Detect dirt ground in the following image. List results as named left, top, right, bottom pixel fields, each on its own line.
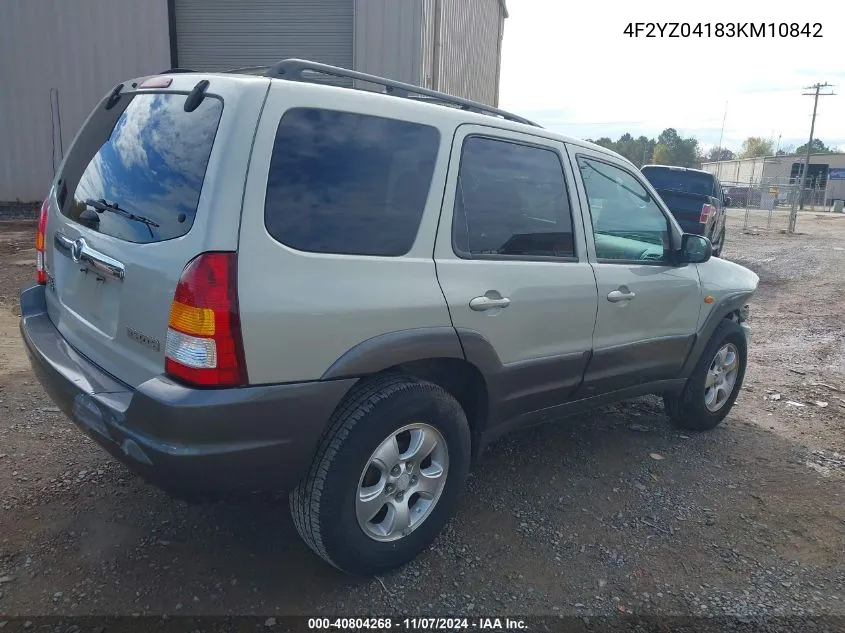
left=0, top=210, right=843, bottom=620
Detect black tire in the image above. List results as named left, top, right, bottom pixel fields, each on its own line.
left=289, top=374, right=471, bottom=576
left=712, top=229, right=726, bottom=258
left=664, top=319, right=747, bottom=431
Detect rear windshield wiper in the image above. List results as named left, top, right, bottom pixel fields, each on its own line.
left=85, top=198, right=160, bottom=235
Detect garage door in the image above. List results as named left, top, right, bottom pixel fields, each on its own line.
left=174, top=0, right=353, bottom=72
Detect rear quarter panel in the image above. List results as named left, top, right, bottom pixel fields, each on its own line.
left=236, top=82, right=456, bottom=385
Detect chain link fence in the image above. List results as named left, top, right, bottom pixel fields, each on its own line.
left=720, top=177, right=843, bottom=233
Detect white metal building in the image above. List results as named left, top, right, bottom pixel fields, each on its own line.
left=0, top=0, right=507, bottom=202
left=702, top=153, right=845, bottom=205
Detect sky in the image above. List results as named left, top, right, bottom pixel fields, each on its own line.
left=498, top=0, right=844, bottom=154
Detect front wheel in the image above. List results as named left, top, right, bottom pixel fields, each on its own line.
left=290, top=374, right=471, bottom=576
left=664, top=319, right=747, bottom=431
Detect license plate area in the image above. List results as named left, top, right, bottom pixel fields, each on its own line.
left=53, top=253, right=122, bottom=338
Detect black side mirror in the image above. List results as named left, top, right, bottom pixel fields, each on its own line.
left=680, top=233, right=712, bottom=264
left=724, top=196, right=731, bottom=208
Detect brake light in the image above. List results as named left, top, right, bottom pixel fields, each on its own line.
left=139, top=76, right=173, bottom=89
left=164, top=252, right=248, bottom=387
left=36, top=199, right=49, bottom=284
left=699, top=203, right=714, bottom=224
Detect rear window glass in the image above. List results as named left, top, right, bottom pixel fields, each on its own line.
left=62, top=92, right=223, bottom=244
left=264, top=108, right=440, bottom=257
left=641, top=167, right=716, bottom=197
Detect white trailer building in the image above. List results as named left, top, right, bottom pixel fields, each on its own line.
left=702, top=153, right=845, bottom=207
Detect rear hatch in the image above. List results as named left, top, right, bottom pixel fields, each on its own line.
left=42, top=74, right=269, bottom=388
left=641, top=166, right=717, bottom=234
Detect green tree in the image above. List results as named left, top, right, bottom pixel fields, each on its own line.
left=795, top=139, right=833, bottom=155
left=652, top=143, right=673, bottom=165
left=705, top=147, right=735, bottom=162
left=650, top=128, right=701, bottom=168
left=615, top=134, right=655, bottom=167
left=591, top=137, right=615, bottom=150
left=588, top=130, right=697, bottom=167
left=738, top=137, right=774, bottom=158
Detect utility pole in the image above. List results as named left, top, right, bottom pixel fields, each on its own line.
left=790, top=82, right=835, bottom=232
left=716, top=101, right=728, bottom=160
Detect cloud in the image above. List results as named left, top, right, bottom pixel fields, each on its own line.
left=112, top=95, right=153, bottom=169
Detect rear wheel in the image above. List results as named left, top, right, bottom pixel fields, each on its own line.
left=290, top=374, right=471, bottom=576
left=664, top=319, right=746, bottom=431
left=712, top=229, right=726, bottom=257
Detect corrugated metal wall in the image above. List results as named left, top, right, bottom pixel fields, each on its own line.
left=433, top=0, right=503, bottom=106
left=175, top=0, right=354, bottom=71
left=1, top=0, right=506, bottom=200
left=354, top=0, right=504, bottom=104
left=353, top=0, right=422, bottom=86
left=0, top=0, right=170, bottom=201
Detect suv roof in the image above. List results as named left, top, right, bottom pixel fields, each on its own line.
left=154, top=58, right=623, bottom=165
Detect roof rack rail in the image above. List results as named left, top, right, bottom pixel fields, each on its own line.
left=223, top=65, right=271, bottom=75
left=161, top=67, right=196, bottom=74
left=265, top=58, right=539, bottom=127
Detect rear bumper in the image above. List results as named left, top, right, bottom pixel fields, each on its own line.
left=19, top=285, right=356, bottom=493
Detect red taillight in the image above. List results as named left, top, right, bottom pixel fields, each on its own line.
left=699, top=203, right=714, bottom=224
left=36, top=198, right=49, bottom=284
left=164, top=252, right=248, bottom=388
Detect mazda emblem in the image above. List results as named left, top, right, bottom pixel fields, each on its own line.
left=70, top=238, right=84, bottom=263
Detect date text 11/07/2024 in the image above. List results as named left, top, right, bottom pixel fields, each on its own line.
left=623, top=22, right=823, bottom=38
left=307, top=618, right=528, bottom=631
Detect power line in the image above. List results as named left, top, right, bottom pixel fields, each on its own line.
left=788, top=82, right=836, bottom=233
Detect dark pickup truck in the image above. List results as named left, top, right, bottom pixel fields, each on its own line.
left=641, top=165, right=729, bottom=257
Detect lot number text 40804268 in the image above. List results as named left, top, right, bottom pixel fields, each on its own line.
left=623, top=22, right=823, bottom=38
left=307, top=617, right=528, bottom=630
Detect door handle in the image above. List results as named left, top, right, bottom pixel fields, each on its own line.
left=54, top=233, right=125, bottom=281
left=469, top=296, right=511, bottom=311
left=607, top=288, right=636, bottom=303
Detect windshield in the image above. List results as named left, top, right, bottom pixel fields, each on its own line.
left=641, top=166, right=715, bottom=197
left=61, top=92, right=223, bottom=244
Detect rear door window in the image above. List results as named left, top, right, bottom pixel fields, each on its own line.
left=62, top=92, right=223, bottom=244
left=452, top=136, right=576, bottom=259
left=264, top=108, right=440, bottom=257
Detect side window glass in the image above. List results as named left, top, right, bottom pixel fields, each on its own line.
left=264, top=108, right=440, bottom=257
left=452, top=136, right=575, bottom=259
left=577, top=156, right=670, bottom=262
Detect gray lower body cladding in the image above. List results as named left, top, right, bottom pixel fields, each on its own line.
left=19, top=285, right=356, bottom=493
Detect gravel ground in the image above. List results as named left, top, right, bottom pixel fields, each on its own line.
left=0, top=204, right=39, bottom=222
left=0, top=210, right=843, bottom=622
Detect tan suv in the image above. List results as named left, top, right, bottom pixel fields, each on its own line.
left=20, top=59, right=758, bottom=576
